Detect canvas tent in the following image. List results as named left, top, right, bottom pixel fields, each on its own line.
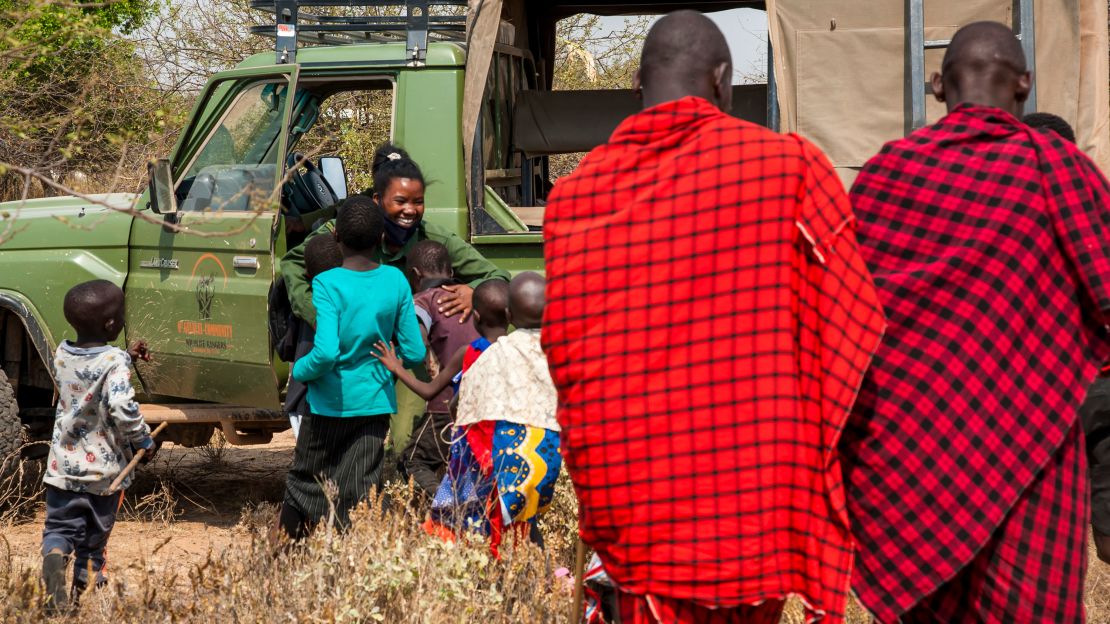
left=464, top=0, right=1110, bottom=190
left=765, top=0, right=1110, bottom=181
left=462, top=0, right=764, bottom=195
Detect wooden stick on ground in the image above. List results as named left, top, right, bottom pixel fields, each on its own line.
left=569, top=537, right=588, bottom=624
left=108, top=422, right=168, bottom=492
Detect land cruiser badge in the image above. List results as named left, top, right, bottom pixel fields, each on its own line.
left=139, top=257, right=179, bottom=270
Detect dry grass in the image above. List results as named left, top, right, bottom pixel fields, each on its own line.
left=118, top=479, right=179, bottom=525
left=0, top=443, right=1107, bottom=623
left=0, top=481, right=570, bottom=623
left=0, top=443, right=46, bottom=525
left=195, top=430, right=229, bottom=467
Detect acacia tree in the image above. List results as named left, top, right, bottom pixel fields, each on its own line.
left=554, top=14, right=650, bottom=91
left=548, top=14, right=650, bottom=178
left=0, top=2, right=656, bottom=205
left=0, top=0, right=184, bottom=201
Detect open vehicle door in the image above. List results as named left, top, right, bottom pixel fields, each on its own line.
left=126, top=64, right=299, bottom=408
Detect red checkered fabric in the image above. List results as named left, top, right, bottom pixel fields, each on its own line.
left=901, top=424, right=1089, bottom=624
left=843, top=104, right=1110, bottom=621
left=543, top=96, right=885, bottom=621
left=617, top=592, right=785, bottom=624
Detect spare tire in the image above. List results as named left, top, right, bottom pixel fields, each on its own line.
left=0, top=375, right=23, bottom=469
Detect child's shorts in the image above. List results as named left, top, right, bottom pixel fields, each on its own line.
left=41, top=485, right=123, bottom=585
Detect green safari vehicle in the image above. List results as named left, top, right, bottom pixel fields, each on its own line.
left=0, top=0, right=782, bottom=453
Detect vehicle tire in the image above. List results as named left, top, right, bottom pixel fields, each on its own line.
left=0, top=375, right=24, bottom=470
left=20, top=407, right=54, bottom=460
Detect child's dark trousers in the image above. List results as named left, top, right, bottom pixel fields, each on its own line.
left=1083, top=377, right=1110, bottom=535
left=400, top=411, right=453, bottom=496
left=41, top=485, right=122, bottom=587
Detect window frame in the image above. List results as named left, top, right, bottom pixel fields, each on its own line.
left=470, top=44, right=544, bottom=239
left=176, top=79, right=292, bottom=188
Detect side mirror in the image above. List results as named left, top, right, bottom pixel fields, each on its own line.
left=148, top=159, right=178, bottom=215
left=319, top=156, right=348, bottom=200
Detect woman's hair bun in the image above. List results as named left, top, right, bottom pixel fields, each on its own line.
left=372, top=143, right=412, bottom=174
left=371, top=142, right=425, bottom=195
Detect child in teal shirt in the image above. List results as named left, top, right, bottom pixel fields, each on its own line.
left=280, top=195, right=425, bottom=540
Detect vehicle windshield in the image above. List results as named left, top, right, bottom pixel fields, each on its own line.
left=176, top=81, right=289, bottom=212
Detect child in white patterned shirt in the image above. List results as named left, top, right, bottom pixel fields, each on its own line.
left=41, top=280, right=155, bottom=612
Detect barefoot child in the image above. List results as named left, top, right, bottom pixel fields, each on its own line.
left=398, top=240, right=479, bottom=496
left=279, top=198, right=425, bottom=540
left=42, top=280, right=157, bottom=611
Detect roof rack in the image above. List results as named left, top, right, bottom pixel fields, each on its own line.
left=250, top=0, right=468, bottom=66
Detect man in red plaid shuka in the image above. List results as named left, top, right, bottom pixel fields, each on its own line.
left=543, top=12, right=885, bottom=623
left=844, top=22, right=1110, bottom=623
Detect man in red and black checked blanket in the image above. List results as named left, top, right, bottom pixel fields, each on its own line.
left=542, top=11, right=885, bottom=624
left=1025, top=112, right=1110, bottom=569
left=843, top=22, right=1110, bottom=623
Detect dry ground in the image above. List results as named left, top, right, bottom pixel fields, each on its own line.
left=0, top=432, right=1107, bottom=622
left=2, top=433, right=295, bottom=584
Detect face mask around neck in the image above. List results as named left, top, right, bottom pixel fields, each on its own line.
left=383, top=214, right=419, bottom=247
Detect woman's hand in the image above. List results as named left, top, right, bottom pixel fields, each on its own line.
left=436, top=284, right=474, bottom=322
left=371, top=341, right=405, bottom=374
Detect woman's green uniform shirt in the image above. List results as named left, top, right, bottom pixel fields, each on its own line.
left=280, top=219, right=511, bottom=326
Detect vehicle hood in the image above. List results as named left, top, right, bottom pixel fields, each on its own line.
left=0, top=193, right=137, bottom=250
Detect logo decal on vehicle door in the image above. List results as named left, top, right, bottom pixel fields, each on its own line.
left=196, top=275, right=215, bottom=320
left=179, top=253, right=233, bottom=354
left=188, top=253, right=228, bottom=320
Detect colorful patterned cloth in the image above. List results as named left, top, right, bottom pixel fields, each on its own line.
left=451, top=337, right=491, bottom=390
left=428, top=420, right=561, bottom=555
left=429, top=338, right=495, bottom=535
left=429, top=333, right=562, bottom=553
left=456, top=329, right=559, bottom=431
left=491, top=421, right=561, bottom=525
left=429, top=423, right=495, bottom=534
left=45, top=342, right=153, bottom=495
left=844, top=104, right=1110, bottom=621
left=543, top=96, right=885, bottom=621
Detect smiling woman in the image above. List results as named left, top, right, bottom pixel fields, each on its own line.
left=281, top=145, right=509, bottom=328
left=371, top=147, right=427, bottom=248
left=278, top=145, right=510, bottom=450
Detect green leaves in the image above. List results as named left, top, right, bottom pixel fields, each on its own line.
left=553, top=13, right=649, bottom=91
left=0, top=0, right=154, bottom=77
left=0, top=0, right=181, bottom=200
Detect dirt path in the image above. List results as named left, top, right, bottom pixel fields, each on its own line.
left=3, top=432, right=296, bottom=583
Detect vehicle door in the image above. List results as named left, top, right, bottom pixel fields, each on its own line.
left=125, top=65, right=298, bottom=408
